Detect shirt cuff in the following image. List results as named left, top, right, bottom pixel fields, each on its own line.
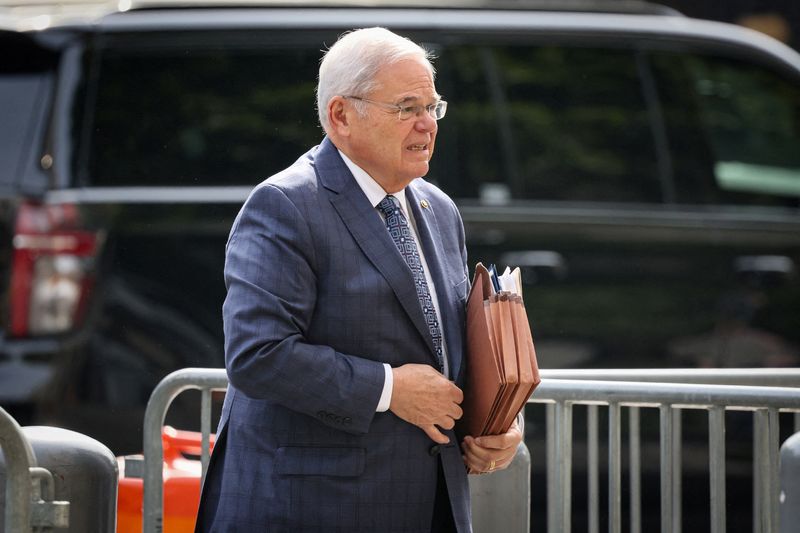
left=376, top=364, right=394, bottom=412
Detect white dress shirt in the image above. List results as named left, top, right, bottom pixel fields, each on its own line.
left=338, top=150, right=450, bottom=412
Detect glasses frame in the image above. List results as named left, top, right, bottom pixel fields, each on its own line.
left=343, top=95, right=447, bottom=121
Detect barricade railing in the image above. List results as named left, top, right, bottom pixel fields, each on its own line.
left=0, top=406, right=70, bottom=532
left=141, top=368, right=531, bottom=533
left=142, top=368, right=227, bottom=533
left=534, top=368, right=800, bottom=533
left=141, top=368, right=800, bottom=533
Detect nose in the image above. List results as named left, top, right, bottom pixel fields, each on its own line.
left=415, top=110, right=437, bottom=132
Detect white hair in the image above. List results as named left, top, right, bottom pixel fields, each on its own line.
left=317, top=27, right=435, bottom=132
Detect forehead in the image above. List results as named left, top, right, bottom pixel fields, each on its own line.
left=373, top=58, right=436, bottom=99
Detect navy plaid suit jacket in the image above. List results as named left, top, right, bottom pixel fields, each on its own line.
left=196, top=137, right=472, bottom=532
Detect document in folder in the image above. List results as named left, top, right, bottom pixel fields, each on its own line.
left=458, top=262, right=541, bottom=438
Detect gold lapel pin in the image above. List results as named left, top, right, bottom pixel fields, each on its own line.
left=420, top=199, right=430, bottom=209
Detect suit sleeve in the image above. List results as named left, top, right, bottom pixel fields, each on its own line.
left=222, top=183, right=385, bottom=434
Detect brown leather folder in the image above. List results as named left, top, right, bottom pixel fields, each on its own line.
left=458, top=263, right=541, bottom=439
left=460, top=263, right=503, bottom=439
left=486, top=294, right=519, bottom=436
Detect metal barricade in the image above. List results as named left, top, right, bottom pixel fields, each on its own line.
left=535, top=369, right=800, bottom=533
left=141, top=368, right=533, bottom=533
left=141, top=368, right=800, bottom=533
left=142, top=368, right=227, bottom=533
left=0, top=406, right=69, bottom=532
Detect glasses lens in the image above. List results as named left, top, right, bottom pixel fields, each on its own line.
left=429, top=101, right=447, bottom=120
left=395, top=101, right=447, bottom=121
left=398, top=106, right=414, bottom=121
left=435, top=101, right=447, bottom=120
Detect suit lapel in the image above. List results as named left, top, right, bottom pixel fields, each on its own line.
left=406, top=184, right=463, bottom=381
left=315, top=139, right=439, bottom=362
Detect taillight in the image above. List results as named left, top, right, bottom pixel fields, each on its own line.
left=9, top=201, right=102, bottom=337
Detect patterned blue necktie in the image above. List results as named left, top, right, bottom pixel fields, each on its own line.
left=377, top=195, right=444, bottom=373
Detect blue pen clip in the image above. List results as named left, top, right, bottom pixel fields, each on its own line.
left=488, top=263, right=501, bottom=293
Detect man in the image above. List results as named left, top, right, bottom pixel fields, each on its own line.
left=196, top=27, right=522, bottom=532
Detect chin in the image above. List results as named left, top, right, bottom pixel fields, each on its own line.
left=408, top=163, right=430, bottom=179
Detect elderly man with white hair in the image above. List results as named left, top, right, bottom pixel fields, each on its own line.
left=195, top=27, right=522, bottom=533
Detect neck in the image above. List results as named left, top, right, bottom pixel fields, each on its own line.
left=382, top=183, right=407, bottom=194
left=333, top=140, right=411, bottom=194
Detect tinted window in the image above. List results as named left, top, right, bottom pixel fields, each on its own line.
left=84, top=32, right=329, bottom=186
left=85, top=34, right=665, bottom=200
left=652, top=51, right=800, bottom=206
left=0, top=33, right=56, bottom=190
left=431, top=44, right=661, bottom=203
left=82, top=30, right=800, bottom=212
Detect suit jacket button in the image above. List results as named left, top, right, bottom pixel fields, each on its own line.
left=428, top=444, right=441, bottom=456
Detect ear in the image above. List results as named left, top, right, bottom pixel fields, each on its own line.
left=327, top=96, right=351, bottom=137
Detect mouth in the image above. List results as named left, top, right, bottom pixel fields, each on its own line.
left=407, top=143, right=428, bottom=152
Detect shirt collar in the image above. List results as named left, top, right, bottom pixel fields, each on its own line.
left=338, top=149, right=410, bottom=215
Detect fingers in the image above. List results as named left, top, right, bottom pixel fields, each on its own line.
left=422, top=424, right=450, bottom=444
left=461, top=423, right=523, bottom=474
left=471, top=431, right=518, bottom=451
left=463, top=449, right=505, bottom=474
left=469, top=420, right=522, bottom=450
left=441, top=380, right=464, bottom=406
left=389, top=364, right=464, bottom=443
left=451, top=383, right=464, bottom=404
left=471, top=458, right=501, bottom=473
left=461, top=436, right=493, bottom=464
left=462, top=437, right=513, bottom=473
left=447, top=402, right=463, bottom=422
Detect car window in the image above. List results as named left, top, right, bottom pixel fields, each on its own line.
left=652, top=51, right=800, bottom=207
left=84, top=33, right=666, bottom=202
left=430, top=43, right=662, bottom=204
left=81, top=32, right=328, bottom=186
left=80, top=29, right=800, bottom=213
left=0, top=32, right=56, bottom=191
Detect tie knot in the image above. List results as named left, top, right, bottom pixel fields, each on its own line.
left=377, top=195, right=401, bottom=219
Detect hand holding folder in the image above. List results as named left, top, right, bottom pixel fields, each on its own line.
left=457, top=262, right=540, bottom=439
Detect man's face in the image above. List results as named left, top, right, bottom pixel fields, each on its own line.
left=346, top=58, right=440, bottom=192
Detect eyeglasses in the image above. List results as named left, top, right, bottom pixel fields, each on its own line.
left=344, top=95, right=448, bottom=121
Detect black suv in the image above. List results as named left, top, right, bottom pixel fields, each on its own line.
left=2, top=0, right=799, bottom=458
